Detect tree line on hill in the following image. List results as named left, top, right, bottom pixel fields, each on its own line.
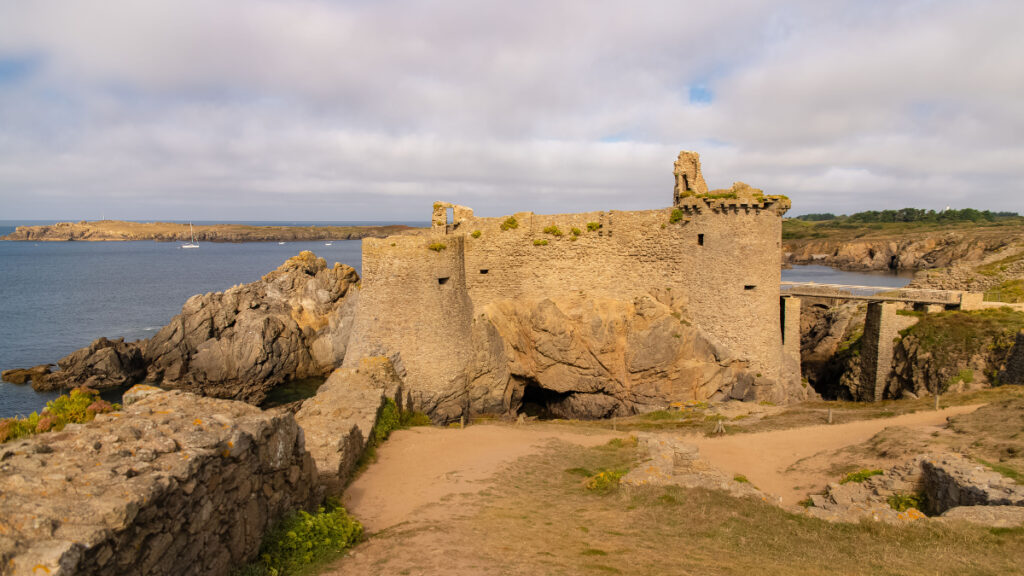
left=794, top=208, right=1020, bottom=224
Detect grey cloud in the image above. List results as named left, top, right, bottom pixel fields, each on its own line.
left=0, top=0, right=1020, bottom=220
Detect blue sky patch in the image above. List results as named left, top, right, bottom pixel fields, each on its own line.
left=688, top=84, right=713, bottom=104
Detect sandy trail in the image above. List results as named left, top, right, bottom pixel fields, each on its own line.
left=690, top=404, right=982, bottom=504
left=343, top=424, right=617, bottom=532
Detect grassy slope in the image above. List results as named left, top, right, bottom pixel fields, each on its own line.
left=782, top=217, right=1024, bottom=242
left=338, top=433, right=1024, bottom=576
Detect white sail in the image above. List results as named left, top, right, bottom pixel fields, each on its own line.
left=182, top=222, right=199, bottom=249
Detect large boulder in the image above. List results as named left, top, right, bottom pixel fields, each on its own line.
left=457, top=294, right=805, bottom=421
left=32, top=338, right=146, bottom=392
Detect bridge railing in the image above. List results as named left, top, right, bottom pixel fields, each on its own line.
left=780, top=282, right=962, bottom=305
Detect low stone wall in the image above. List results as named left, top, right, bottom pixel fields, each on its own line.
left=922, top=454, right=1024, bottom=514
left=0, top=388, right=319, bottom=576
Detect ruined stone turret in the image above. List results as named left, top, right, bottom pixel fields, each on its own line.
left=673, top=150, right=709, bottom=203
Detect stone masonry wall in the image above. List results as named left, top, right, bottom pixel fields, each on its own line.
left=0, top=389, right=319, bottom=576
left=455, top=201, right=787, bottom=379
left=859, top=301, right=897, bottom=401
left=1001, top=330, right=1024, bottom=385
left=345, top=234, right=475, bottom=414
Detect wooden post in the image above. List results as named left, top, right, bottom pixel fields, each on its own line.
left=460, top=415, right=465, bottom=429
left=934, top=393, right=940, bottom=411
left=827, top=407, right=833, bottom=424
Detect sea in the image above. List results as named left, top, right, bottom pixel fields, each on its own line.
left=0, top=220, right=913, bottom=418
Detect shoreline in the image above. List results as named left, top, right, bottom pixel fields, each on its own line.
left=0, top=220, right=420, bottom=242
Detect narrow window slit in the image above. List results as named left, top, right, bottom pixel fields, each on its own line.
left=479, top=269, right=489, bottom=275
left=697, top=234, right=705, bottom=246
left=744, top=285, right=756, bottom=291
left=438, top=277, right=450, bottom=285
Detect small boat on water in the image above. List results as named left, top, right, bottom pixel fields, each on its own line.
left=324, top=242, right=333, bottom=246
left=278, top=241, right=286, bottom=245
left=181, top=222, right=199, bottom=249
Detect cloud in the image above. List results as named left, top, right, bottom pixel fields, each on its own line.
left=0, top=0, right=1020, bottom=220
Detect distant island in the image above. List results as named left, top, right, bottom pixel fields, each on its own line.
left=0, top=220, right=418, bottom=242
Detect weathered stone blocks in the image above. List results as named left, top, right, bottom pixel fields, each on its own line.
left=0, top=388, right=319, bottom=576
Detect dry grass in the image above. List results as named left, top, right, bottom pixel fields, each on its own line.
left=538, top=386, right=1024, bottom=438
left=326, top=437, right=1024, bottom=576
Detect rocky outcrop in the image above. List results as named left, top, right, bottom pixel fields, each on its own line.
left=295, top=358, right=402, bottom=493
left=1, top=365, right=53, bottom=386
left=621, top=434, right=765, bottom=499
left=7, top=252, right=359, bottom=405
left=0, top=388, right=319, bottom=576
left=0, top=220, right=413, bottom=242
left=24, top=337, right=147, bottom=392
left=458, top=294, right=810, bottom=421
left=785, top=233, right=1008, bottom=272
left=143, top=252, right=358, bottom=404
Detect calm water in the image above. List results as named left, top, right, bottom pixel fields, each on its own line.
left=0, top=229, right=912, bottom=418
left=781, top=264, right=915, bottom=287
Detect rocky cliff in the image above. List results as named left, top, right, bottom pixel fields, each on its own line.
left=6, top=252, right=359, bottom=405
left=0, top=220, right=414, bottom=242
left=784, top=232, right=1005, bottom=272
left=458, top=294, right=811, bottom=421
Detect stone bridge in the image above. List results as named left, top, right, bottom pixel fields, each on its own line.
left=781, top=282, right=984, bottom=402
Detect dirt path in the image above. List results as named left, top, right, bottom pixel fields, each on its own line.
left=690, top=404, right=982, bottom=504
left=343, top=424, right=618, bottom=532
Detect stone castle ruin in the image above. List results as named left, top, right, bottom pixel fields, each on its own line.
left=344, top=151, right=808, bottom=421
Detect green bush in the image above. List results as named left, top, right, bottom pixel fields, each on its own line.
left=533, top=239, right=549, bottom=246
left=585, top=468, right=628, bottom=492
left=586, top=222, right=601, bottom=232
left=887, top=492, right=925, bottom=512
left=372, top=397, right=401, bottom=445
left=500, top=217, right=519, bottom=231
left=400, top=410, right=432, bottom=427
left=570, top=227, right=582, bottom=236
left=669, top=209, right=684, bottom=224
left=840, top=469, right=883, bottom=484
left=427, top=242, right=446, bottom=252
left=733, top=474, right=750, bottom=484
left=470, top=230, right=482, bottom=239
left=247, top=500, right=363, bottom=576
left=543, top=225, right=564, bottom=237
left=0, top=387, right=118, bottom=444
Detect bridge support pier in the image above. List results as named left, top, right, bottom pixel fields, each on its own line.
left=781, top=296, right=802, bottom=384
left=859, top=301, right=897, bottom=401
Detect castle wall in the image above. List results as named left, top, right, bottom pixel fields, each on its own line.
left=455, top=202, right=785, bottom=378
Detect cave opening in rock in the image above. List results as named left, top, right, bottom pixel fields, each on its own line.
left=517, top=380, right=573, bottom=420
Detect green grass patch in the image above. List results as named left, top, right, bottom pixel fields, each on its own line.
left=470, top=230, right=482, bottom=239
left=0, top=387, right=118, bottom=444
left=840, top=469, right=883, bottom=484
left=427, top=242, right=446, bottom=252
left=984, top=279, right=1024, bottom=303
left=571, top=227, right=582, bottom=236
left=733, top=474, right=750, bottom=484
left=586, top=222, right=601, bottom=232
left=500, top=216, right=519, bottom=231
left=975, top=457, right=1024, bottom=485
left=533, top=238, right=549, bottom=246
left=669, top=209, right=684, bottom=224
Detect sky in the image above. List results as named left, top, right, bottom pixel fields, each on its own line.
left=0, top=0, right=1021, bottom=221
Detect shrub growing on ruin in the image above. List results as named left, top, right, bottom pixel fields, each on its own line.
left=471, top=230, right=482, bottom=239
left=372, top=397, right=402, bottom=445
left=533, top=239, right=549, bottom=246
left=669, top=209, right=685, bottom=224
left=427, top=242, right=447, bottom=252
left=0, top=387, right=118, bottom=444
left=254, top=499, right=363, bottom=576
left=840, top=469, right=883, bottom=484
left=586, top=222, right=601, bottom=232
left=500, top=216, right=519, bottom=231
left=887, top=492, right=925, bottom=512
left=543, top=225, right=564, bottom=237
left=571, top=227, right=581, bottom=236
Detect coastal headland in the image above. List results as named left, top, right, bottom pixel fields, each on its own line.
left=0, top=220, right=416, bottom=242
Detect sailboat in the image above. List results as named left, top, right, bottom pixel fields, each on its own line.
left=181, top=222, right=200, bottom=249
